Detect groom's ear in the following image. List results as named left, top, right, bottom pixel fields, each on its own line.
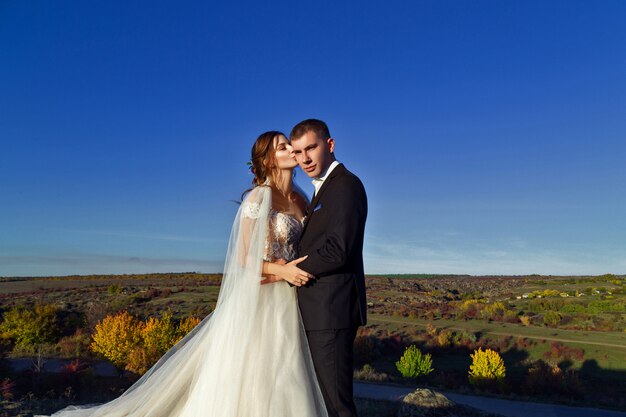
left=327, top=138, right=335, bottom=154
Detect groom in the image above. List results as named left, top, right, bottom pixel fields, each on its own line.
left=290, top=119, right=367, bottom=417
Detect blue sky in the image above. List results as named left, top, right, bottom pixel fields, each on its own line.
left=1, top=0, right=625, bottom=277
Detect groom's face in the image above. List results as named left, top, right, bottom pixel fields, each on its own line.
left=291, top=131, right=335, bottom=178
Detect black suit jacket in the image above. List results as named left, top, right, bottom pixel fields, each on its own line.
left=297, top=163, right=368, bottom=331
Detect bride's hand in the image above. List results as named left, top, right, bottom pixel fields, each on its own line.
left=260, top=274, right=280, bottom=285
left=278, top=256, right=314, bottom=287
left=260, top=259, right=285, bottom=285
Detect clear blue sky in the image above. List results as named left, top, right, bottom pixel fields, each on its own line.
left=1, top=0, right=625, bottom=277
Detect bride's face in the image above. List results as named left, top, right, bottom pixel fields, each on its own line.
left=273, top=135, right=297, bottom=170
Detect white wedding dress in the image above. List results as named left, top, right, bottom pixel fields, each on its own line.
left=39, top=185, right=328, bottom=417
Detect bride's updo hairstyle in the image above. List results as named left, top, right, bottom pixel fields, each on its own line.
left=241, top=130, right=285, bottom=200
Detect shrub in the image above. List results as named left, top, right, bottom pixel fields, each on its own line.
left=91, top=310, right=201, bottom=375
left=107, top=284, right=123, bottom=294
left=468, top=348, right=506, bottom=388
left=90, top=311, right=142, bottom=370
left=396, top=345, right=434, bottom=379
left=481, top=302, right=507, bottom=320
left=524, top=360, right=584, bottom=396
left=58, top=328, right=92, bottom=359
left=141, top=310, right=179, bottom=355
left=543, top=311, right=561, bottom=327
left=0, top=304, right=60, bottom=352
left=458, top=331, right=477, bottom=347
left=436, top=330, right=451, bottom=348
left=177, top=316, right=201, bottom=340
left=543, top=341, right=585, bottom=363
left=353, top=364, right=388, bottom=382
left=588, top=300, right=625, bottom=314
left=425, top=323, right=437, bottom=337
left=503, top=310, right=519, bottom=323
left=145, top=288, right=160, bottom=299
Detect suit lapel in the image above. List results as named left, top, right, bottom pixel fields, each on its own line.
left=302, top=163, right=345, bottom=232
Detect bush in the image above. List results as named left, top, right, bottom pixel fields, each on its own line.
left=125, top=310, right=188, bottom=375
left=90, top=311, right=142, bottom=370
left=524, top=360, right=584, bottom=397
left=588, top=300, right=625, bottom=314
left=425, top=323, right=437, bottom=337
left=543, top=341, right=585, bottom=363
left=396, top=345, right=433, bottom=379
left=58, top=328, right=93, bottom=359
left=91, top=310, right=201, bottom=375
left=353, top=364, right=388, bottom=382
left=468, top=348, right=506, bottom=388
left=177, top=316, right=201, bottom=339
left=543, top=311, right=561, bottom=327
left=0, top=304, right=60, bottom=352
left=107, top=284, right=123, bottom=295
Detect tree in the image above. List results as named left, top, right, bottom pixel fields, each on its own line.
left=91, top=310, right=201, bottom=375
left=0, top=304, right=59, bottom=352
left=396, top=345, right=433, bottom=379
left=468, top=347, right=506, bottom=388
left=543, top=311, right=561, bottom=327
left=90, top=311, right=142, bottom=370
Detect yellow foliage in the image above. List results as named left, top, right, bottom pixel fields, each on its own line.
left=481, top=302, right=506, bottom=320
left=126, top=346, right=151, bottom=376
left=436, top=330, right=451, bottom=348
left=468, top=347, right=506, bottom=387
left=460, top=299, right=481, bottom=311
left=176, top=316, right=201, bottom=342
left=141, top=310, right=178, bottom=355
left=90, top=311, right=142, bottom=369
left=91, top=310, right=202, bottom=375
left=519, top=315, right=532, bottom=326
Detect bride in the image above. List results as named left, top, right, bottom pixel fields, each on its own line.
left=39, top=131, right=328, bottom=417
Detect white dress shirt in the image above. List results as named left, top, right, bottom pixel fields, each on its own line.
left=312, top=160, right=340, bottom=196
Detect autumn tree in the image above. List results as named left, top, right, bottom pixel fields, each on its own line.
left=91, top=310, right=201, bottom=375
left=468, top=347, right=506, bottom=389
left=0, top=304, right=59, bottom=352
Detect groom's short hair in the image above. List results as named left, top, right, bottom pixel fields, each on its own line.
left=290, top=119, right=331, bottom=141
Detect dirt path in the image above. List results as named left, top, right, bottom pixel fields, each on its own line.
left=369, top=316, right=626, bottom=349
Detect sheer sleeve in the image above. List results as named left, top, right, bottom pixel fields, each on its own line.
left=217, top=185, right=271, bottom=307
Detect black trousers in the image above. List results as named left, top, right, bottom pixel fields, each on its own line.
left=305, top=327, right=358, bottom=417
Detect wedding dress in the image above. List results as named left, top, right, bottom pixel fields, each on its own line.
left=39, top=185, right=328, bottom=417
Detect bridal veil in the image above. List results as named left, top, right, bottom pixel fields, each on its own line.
left=40, top=185, right=327, bottom=417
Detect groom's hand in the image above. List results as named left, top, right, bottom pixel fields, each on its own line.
left=282, top=256, right=314, bottom=287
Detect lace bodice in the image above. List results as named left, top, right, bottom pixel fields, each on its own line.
left=242, top=202, right=303, bottom=263
left=264, top=210, right=303, bottom=262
